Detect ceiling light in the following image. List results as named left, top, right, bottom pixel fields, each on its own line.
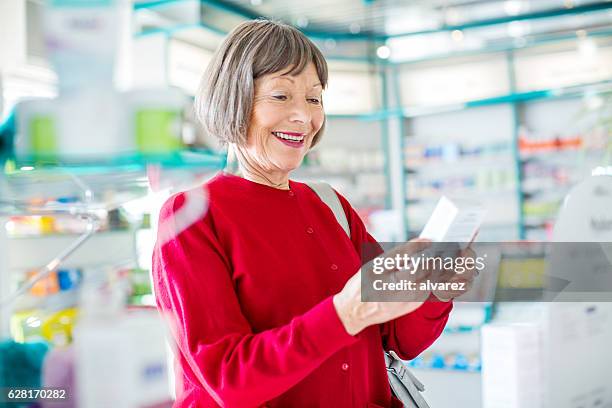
left=376, top=45, right=391, bottom=59
left=349, top=23, right=361, bottom=34
left=564, top=0, right=574, bottom=9
left=504, top=1, right=524, bottom=16
left=451, top=30, right=464, bottom=42
left=578, top=37, right=598, bottom=58
left=250, top=0, right=262, bottom=5
left=508, top=21, right=530, bottom=38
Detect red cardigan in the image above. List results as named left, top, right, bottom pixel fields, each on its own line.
left=152, top=173, right=451, bottom=408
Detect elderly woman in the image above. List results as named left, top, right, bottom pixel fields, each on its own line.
left=153, top=20, right=467, bottom=408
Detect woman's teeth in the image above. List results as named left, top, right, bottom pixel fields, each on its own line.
left=273, top=132, right=304, bottom=142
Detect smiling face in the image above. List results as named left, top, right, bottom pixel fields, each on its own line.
left=244, top=62, right=325, bottom=175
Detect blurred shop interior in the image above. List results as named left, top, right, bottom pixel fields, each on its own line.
left=0, top=0, right=612, bottom=407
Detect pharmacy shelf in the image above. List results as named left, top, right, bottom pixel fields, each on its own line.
left=405, top=190, right=517, bottom=204
left=403, top=77, right=611, bottom=241
left=0, top=149, right=226, bottom=214
left=7, top=230, right=137, bottom=271
left=405, top=156, right=514, bottom=174
left=406, top=363, right=481, bottom=373
left=292, top=166, right=384, bottom=181
left=0, top=149, right=225, bottom=337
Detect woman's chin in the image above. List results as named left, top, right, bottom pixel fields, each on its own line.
left=278, top=159, right=305, bottom=173
left=283, top=164, right=302, bottom=173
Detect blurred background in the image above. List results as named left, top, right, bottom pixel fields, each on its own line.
left=0, top=0, right=611, bottom=407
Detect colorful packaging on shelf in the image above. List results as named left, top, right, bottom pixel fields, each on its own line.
left=57, top=269, right=83, bottom=291
left=127, top=268, right=153, bottom=305
left=14, top=98, right=59, bottom=160
left=28, top=270, right=59, bottom=296
left=41, top=307, right=79, bottom=346
left=11, top=304, right=80, bottom=346
left=15, top=91, right=134, bottom=162
left=126, top=88, right=187, bottom=154
left=7, top=215, right=54, bottom=236
left=15, top=88, right=188, bottom=162
left=10, top=309, right=46, bottom=343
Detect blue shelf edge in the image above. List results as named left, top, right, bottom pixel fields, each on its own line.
left=4, top=150, right=227, bottom=174
left=321, top=79, right=612, bottom=122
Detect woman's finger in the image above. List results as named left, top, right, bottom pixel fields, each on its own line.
left=391, top=238, right=432, bottom=258
left=460, top=247, right=476, bottom=258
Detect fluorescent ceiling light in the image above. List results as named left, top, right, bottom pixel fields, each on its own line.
left=376, top=45, right=391, bottom=59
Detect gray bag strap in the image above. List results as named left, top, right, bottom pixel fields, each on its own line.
left=306, top=182, right=350, bottom=237
left=385, top=351, right=425, bottom=391
left=385, top=351, right=430, bottom=408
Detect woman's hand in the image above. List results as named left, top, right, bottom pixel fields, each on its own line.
left=430, top=246, right=479, bottom=302
left=333, top=239, right=433, bottom=336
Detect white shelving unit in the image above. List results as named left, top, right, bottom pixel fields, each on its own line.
left=7, top=230, right=136, bottom=271
left=519, top=96, right=610, bottom=240
left=404, top=103, right=520, bottom=241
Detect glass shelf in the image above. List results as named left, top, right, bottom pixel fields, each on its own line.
left=0, top=150, right=226, bottom=215
left=402, top=79, right=612, bottom=118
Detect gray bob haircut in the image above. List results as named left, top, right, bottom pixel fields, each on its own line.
left=195, top=19, right=328, bottom=148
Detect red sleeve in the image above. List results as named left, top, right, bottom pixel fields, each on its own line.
left=335, top=191, right=452, bottom=361
left=152, top=190, right=357, bottom=408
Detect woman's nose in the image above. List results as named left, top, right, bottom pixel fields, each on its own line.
left=288, top=98, right=311, bottom=124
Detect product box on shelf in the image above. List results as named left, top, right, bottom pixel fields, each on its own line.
left=14, top=88, right=188, bottom=164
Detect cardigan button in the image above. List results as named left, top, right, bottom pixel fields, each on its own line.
left=341, top=363, right=349, bottom=371
left=330, top=264, right=338, bottom=271
left=288, top=190, right=295, bottom=197
left=306, top=227, right=314, bottom=234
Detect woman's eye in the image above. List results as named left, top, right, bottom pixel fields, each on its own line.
left=272, top=95, right=288, bottom=101
left=308, top=97, right=321, bottom=104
